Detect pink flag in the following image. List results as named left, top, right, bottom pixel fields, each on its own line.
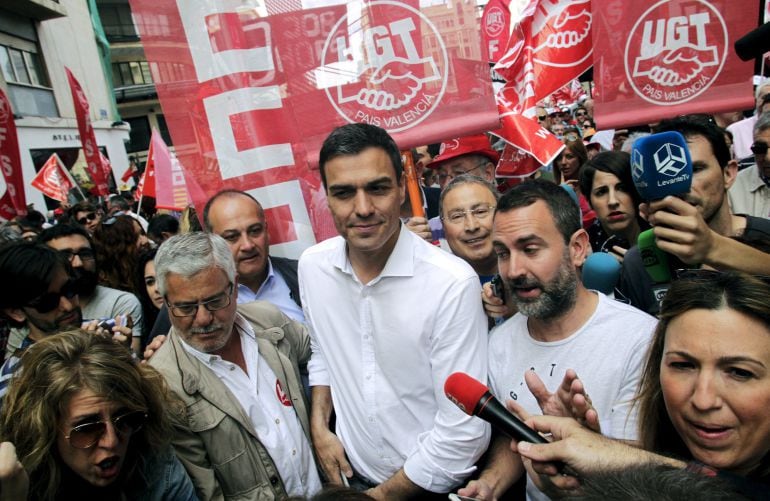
left=150, top=129, right=192, bottom=210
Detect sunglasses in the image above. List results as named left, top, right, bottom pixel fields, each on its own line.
left=27, top=279, right=79, bottom=313
left=59, top=248, right=96, bottom=263
left=575, top=111, right=587, bottom=117
left=64, top=410, right=147, bottom=449
left=77, top=212, right=97, bottom=225
left=537, top=115, right=547, bottom=121
left=751, top=141, right=769, bottom=156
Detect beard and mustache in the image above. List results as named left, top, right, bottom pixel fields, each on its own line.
left=73, top=267, right=99, bottom=297
left=506, top=251, right=579, bottom=320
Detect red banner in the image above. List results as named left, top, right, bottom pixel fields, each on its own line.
left=491, top=101, right=565, bottom=175
left=481, top=0, right=511, bottom=63
left=0, top=89, right=27, bottom=220
left=150, top=129, right=192, bottom=211
left=31, top=154, right=74, bottom=203
left=128, top=0, right=498, bottom=253
left=593, top=0, right=757, bottom=129
left=66, top=68, right=110, bottom=196
left=495, top=0, right=592, bottom=114
left=136, top=139, right=156, bottom=200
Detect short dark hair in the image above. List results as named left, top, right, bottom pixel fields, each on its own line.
left=318, top=123, right=402, bottom=189
left=70, top=200, right=98, bottom=215
left=0, top=242, right=69, bottom=314
left=496, top=179, right=581, bottom=244
left=655, top=116, right=731, bottom=169
left=202, top=189, right=262, bottom=232
left=37, top=224, right=91, bottom=246
left=147, top=214, right=179, bottom=240
left=578, top=151, right=642, bottom=210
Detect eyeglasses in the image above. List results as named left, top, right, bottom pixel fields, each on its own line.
left=27, top=279, right=79, bottom=314
left=59, top=248, right=95, bottom=263
left=166, top=283, right=233, bottom=317
left=751, top=141, right=769, bottom=156
left=575, top=111, right=587, bottom=117
left=64, top=410, right=147, bottom=449
left=437, top=162, right=489, bottom=184
left=443, top=205, right=496, bottom=225
left=76, top=213, right=97, bottom=225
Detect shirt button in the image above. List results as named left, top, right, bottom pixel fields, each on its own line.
left=366, top=374, right=371, bottom=380
left=275, top=418, right=281, bottom=425
left=229, top=365, right=235, bottom=371
left=292, top=448, right=297, bottom=456
left=270, top=476, right=279, bottom=485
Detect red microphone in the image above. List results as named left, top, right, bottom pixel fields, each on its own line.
left=444, top=372, right=547, bottom=444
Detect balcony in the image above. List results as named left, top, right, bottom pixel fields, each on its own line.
left=3, top=0, right=66, bottom=21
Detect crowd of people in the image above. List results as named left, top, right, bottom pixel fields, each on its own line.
left=0, top=82, right=770, bottom=501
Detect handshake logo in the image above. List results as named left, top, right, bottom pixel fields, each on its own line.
left=624, top=0, right=727, bottom=106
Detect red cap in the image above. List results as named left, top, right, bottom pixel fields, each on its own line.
left=444, top=372, right=489, bottom=416
left=428, top=134, right=499, bottom=169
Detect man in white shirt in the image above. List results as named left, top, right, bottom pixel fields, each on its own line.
left=459, top=180, right=656, bottom=500
left=727, top=79, right=770, bottom=160
left=729, top=113, right=770, bottom=219
left=300, top=123, right=490, bottom=499
left=149, top=232, right=321, bottom=500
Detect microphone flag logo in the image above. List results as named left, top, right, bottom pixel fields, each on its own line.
left=654, top=142, right=688, bottom=176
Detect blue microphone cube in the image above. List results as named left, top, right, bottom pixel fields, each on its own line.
left=631, top=131, right=693, bottom=201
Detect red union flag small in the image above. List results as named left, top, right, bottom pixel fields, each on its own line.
left=30, top=154, right=74, bottom=203
left=481, top=0, right=511, bottom=63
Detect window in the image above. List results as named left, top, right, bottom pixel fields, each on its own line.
left=112, top=61, right=153, bottom=86
left=157, top=114, right=173, bottom=146
left=0, top=35, right=57, bottom=117
left=125, top=116, right=151, bottom=153
left=98, top=3, right=138, bottom=41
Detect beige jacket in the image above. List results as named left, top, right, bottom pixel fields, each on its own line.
left=149, top=301, right=312, bottom=501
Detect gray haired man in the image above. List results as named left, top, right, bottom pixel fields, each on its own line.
left=149, top=232, right=321, bottom=500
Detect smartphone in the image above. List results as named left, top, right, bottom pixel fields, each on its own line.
left=448, top=495, right=480, bottom=501
left=83, top=317, right=127, bottom=330
left=490, top=274, right=505, bottom=303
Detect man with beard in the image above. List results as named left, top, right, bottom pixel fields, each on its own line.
left=459, top=180, right=656, bottom=501
left=619, top=116, right=770, bottom=315
left=0, top=242, right=83, bottom=398
left=34, top=224, right=143, bottom=356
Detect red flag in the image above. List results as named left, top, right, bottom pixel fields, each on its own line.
left=66, top=68, right=110, bottom=196
left=136, top=140, right=156, bottom=199
left=31, top=154, right=74, bottom=203
left=128, top=0, right=499, bottom=252
left=490, top=101, right=565, bottom=171
left=592, top=0, right=756, bottom=129
left=0, top=88, right=27, bottom=220
left=495, top=0, right=593, bottom=115
left=481, top=0, right=511, bottom=63
left=150, top=129, right=192, bottom=210
left=121, top=160, right=138, bottom=183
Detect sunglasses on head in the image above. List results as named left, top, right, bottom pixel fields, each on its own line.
left=77, top=212, right=97, bottom=225
left=27, top=279, right=78, bottom=314
left=751, top=141, right=769, bottom=156
left=64, top=410, right=147, bottom=449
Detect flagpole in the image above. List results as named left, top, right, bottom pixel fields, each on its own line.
left=56, top=153, right=86, bottom=200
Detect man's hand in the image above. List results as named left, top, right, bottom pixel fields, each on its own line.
left=404, top=217, right=432, bottom=242
left=311, top=427, right=352, bottom=485
left=523, top=369, right=600, bottom=433
left=643, top=196, right=716, bottom=265
left=481, top=282, right=516, bottom=321
left=0, top=442, right=28, bottom=501
left=142, top=335, right=166, bottom=363
left=457, top=479, right=496, bottom=500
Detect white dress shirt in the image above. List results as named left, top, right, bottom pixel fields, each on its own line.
left=299, top=224, right=490, bottom=492
left=182, top=314, right=321, bottom=497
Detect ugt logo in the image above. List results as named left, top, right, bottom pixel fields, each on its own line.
left=624, top=0, right=727, bottom=105
left=485, top=6, right=506, bottom=38
left=320, top=0, right=448, bottom=132
left=654, top=142, right=688, bottom=176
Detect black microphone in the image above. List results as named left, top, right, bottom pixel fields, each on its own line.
left=444, top=372, right=547, bottom=444
left=735, top=22, right=770, bottom=62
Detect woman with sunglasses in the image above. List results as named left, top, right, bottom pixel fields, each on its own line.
left=92, top=215, right=151, bottom=293
left=0, top=329, right=197, bottom=500
left=511, top=272, right=770, bottom=499
left=579, top=151, right=648, bottom=263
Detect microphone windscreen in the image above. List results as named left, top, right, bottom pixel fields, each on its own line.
left=444, top=372, right=488, bottom=416
left=735, top=22, right=770, bottom=62
left=582, top=252, right=621, bottom=295
left=631, top=131, right=693, bottom=201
